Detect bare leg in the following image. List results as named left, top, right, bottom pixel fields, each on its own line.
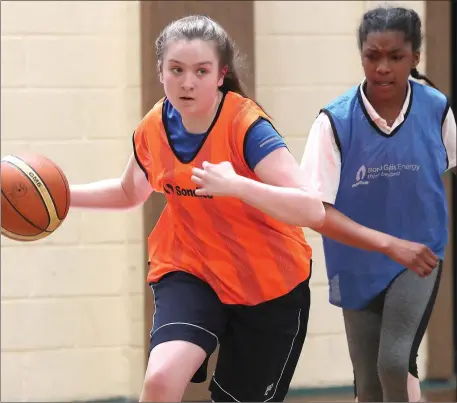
left=140, top=340, right=207, bottom=402
left=407, top=373, right=422, bottom=402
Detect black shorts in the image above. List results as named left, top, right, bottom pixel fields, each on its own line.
left=149, top=270, right=311, bottom=402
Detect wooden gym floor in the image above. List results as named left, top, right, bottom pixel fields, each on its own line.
left=285, top=387, right=456, bottom=402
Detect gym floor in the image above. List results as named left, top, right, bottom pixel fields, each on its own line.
left=285, top=387, right=456, bottom=402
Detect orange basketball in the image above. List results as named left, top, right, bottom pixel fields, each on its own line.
left=1, top=153, right=71, bottom=242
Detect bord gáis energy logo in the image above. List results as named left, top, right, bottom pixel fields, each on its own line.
left=352, top=163, right=421, bottom=187
left=163, top=183, right=213, bottom=199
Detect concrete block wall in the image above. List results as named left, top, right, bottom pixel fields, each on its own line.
left=0, top=0, right=433, bottom=400
left=1, top=1, right=145, bottom=401
left=254, top=0, right=427, bottom=388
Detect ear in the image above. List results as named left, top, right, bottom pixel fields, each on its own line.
left=157, top=61, right=164, bottom=84
left=413, top=52, right=420, bottom=68
left=218, top=65, right=228, bottom=87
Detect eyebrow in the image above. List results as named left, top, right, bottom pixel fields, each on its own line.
left=168, top=59, right=213, bottom=66
left=364, top=47, right=404, bottom=53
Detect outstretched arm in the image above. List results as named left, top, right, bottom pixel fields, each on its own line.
left=70, top=153, right=153, bottom=210
left=191, top=147, right=326, bottom=229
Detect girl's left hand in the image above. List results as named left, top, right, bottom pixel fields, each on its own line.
left=191, top=161, right=241, bottom=197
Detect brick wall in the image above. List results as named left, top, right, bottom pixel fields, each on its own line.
left=254, top=0, right=427, bottom=388
left=1, top=1, right=145, bottom=400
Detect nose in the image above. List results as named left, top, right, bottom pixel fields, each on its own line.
left=376, top=58, right=391, bottom=75
left=181, top=72, right=195, bottom=91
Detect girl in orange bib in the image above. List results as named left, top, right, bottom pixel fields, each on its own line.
left=70, top=15, right=325, bottom=402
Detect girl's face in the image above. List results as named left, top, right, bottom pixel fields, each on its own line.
left=160, top=39, right=225, bottom=118
left=361, top=30, right=420, bottom=102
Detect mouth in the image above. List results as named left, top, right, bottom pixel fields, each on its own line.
left=375, top=81, right=394, bottom=87
left=180, top=96, right=195, bottom=101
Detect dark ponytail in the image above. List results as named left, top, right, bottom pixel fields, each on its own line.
left=219, top=70, right=249, bottom=98
left=410, top=67, right=437, bottom=89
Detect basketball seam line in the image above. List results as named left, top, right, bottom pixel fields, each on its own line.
left=15, top=155, right=62, bottom=221
left=3, top=159, right=53, bottom=228
left=1, top=189, right=52, bottom=233
left=49, top=161, right=70, bottom=219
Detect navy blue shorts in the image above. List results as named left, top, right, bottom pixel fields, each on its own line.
left=149, top=270, right=311, bottom=402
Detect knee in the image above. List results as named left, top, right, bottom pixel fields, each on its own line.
left=144, top=370, right=168, bottom=395
left=378, top=353, right=408, bottom=382
left=141, top=370, right=182, bottom=402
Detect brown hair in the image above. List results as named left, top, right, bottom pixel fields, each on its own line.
left=155, top=15, right=249, bottom=97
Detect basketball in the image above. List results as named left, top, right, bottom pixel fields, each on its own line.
left=1, top=154, right=71, bottom=242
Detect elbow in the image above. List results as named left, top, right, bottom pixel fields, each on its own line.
left=305, top=203, right=326, bottom=229
left=298, top=195, right=326, bottom=229
left=123, top=192, right=149, bottom=210
left=312, top=205, right=326, bottom=228
left=122, top=198, right=143, bottom=211
left=120, top=181, right=150, bottom=210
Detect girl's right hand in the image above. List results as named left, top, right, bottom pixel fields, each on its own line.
left=384, top=238, right=439, bottom=277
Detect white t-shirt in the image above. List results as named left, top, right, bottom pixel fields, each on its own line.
left=300, top=81, right=457, bottom=204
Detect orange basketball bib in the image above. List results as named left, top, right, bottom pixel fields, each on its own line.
left=134, top=91, right=312, bottom=305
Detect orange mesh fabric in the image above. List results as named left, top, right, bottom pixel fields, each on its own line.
left=133, top=92, right=312, bottom=305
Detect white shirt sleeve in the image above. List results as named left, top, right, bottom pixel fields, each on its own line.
left=443, top=107, right=456, bottom=170
left=300, top=113, right=342, bottom=204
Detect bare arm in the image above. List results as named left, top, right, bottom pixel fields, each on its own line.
left=314, top=203, right=438, bottom=275
left=238, top=147, right=325, bottom=227
left=70, top=153, right=153, bottom=210
left=191, top=148, right=326, bottom=228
